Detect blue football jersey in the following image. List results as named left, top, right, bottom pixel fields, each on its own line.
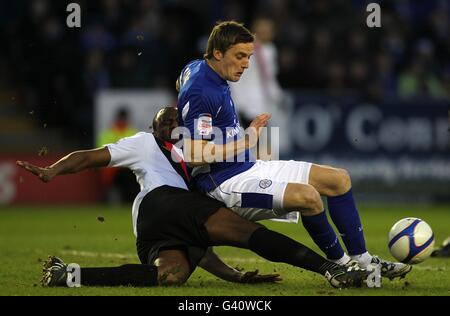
left=177, top=59, right=255, bottom=192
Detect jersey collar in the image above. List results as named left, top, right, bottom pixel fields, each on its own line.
left=203, top=60, right=228, bottom=87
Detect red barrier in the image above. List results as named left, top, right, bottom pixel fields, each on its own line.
left=0, top=155, right=101, bottom=205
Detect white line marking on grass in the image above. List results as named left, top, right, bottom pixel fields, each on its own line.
left=59, top=251, right=269, bottom=264
left=60, top=250, right=136, bottom=259
left=222, top=257, right=268, bottom=264
left=59, top=252, right=269, bottom=263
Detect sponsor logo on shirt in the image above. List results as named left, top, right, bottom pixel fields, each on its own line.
left=226, top=124, right=242, bottom=138
left=197, top=114, right=213, bottom=136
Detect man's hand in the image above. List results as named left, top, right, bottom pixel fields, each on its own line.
left=16, top=161, right=56, bottom=183
left=249, top=113, right=271, bottom=133
left=238, top=270, right=281, bottom=284
left=246, top=113, right=271, bottom=148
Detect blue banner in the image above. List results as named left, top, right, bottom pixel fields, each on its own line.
left=289, top=95, right=449, bottom=156
left=286, top=95, right=450, bottom=184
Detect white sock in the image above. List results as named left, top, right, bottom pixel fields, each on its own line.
left=331, top=253, right=351, bottom=266
left=350, top=252, right=373, bottom=268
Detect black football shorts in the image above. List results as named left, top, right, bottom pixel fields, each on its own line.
left=136, top=185, right=225, bottom=270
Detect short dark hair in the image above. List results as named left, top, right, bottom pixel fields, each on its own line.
left=204, top=21, right=255, bottom=60
left=151, top=106, right=178, bottom=142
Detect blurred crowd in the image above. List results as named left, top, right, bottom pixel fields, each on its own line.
left=0, top=0, right=449, bottom=144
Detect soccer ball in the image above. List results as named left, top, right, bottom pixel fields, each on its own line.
left=388, top=218, right=435, bottom=264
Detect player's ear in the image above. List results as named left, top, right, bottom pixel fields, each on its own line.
left=212, top=49, right=223, bottom=61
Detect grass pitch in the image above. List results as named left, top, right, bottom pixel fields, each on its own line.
left=0, top=204, right=449, bottom=296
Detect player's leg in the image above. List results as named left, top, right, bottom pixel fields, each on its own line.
left=263, top=161, right=351, bottom=263
left=283, top=183, right=348, bottom=262
left=153, top=249, right=193, bottom=286
left=41, top=256, right=159, bottom=287
left=308, top=164, right=367, bottom=261
left=204, top=207, right=370, bottom=288
left=203, top=206, right=262, bottom=247
left=309, top=164, right=412, bottom=278
left=208, top=161, right=348, bottom=263
left=41, top=249, right=192, bottom=287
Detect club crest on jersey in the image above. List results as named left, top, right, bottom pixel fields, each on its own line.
left=197, top=114, right=213, bottom=136
left=259, top=179, right=272, bottom=189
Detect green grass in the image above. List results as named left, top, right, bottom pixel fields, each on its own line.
left=0, top=204, right=449, bottom=296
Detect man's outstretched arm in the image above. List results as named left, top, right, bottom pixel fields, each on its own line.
left=198, top=247, right=281, bottom=284
left=16, top=147, right=111, bottom=182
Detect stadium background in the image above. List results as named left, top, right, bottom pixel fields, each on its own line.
left=1, top=0, right=449, bottom=204
left=0, top=0, right=449, bottom=296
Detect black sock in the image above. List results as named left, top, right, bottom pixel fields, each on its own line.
left=248, top=227, right=339, bottom=275
left=79, top=264, right=158, bottom=287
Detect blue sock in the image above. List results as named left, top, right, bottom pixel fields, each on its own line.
left=301, top=211, right=344, bottom=260
left=327, top=188, right=366, bottom=256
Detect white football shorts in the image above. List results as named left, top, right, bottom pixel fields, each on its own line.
left=207, top=160, right=312, bottom=222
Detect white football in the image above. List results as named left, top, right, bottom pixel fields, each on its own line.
left=388, top=218, right=435, bottom=264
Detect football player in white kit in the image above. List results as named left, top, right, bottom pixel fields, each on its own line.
left=17, top=107, right=371, bottom=288
left=177, top=21, right=411, bottom=280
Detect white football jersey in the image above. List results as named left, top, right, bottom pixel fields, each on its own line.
left=106, top=132, right=188, bottom=236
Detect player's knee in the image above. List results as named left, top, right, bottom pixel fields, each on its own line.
left=157, top=263, right=190, bottom=286
left=295, top=185, right=323, bottom=214
left=304, top=188, right=323, bottom=214
left=334, top=168, right=351, bottom=194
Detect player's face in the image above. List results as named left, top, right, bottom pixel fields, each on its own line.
left=220, top=42, right=254, bottom=82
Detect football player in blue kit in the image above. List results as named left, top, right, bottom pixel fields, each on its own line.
left=177, top=21, right=411, bottom=280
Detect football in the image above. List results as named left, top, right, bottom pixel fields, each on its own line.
left=388, top=218, right=435, bottom=264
